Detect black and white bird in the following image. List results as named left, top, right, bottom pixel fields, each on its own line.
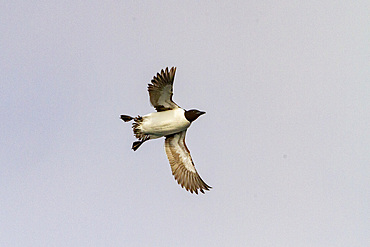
left=120, top=67, right=211, bottom=194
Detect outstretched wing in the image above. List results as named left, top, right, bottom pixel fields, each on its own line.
left=164, top=131, right=211, bottom=194
left=148, top=67, right=180, bottom=112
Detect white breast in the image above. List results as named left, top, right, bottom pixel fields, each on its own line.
left=140, top=108, right=191, bottom=137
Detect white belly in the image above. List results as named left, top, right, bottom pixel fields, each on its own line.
left=140, top=108, right=190, bottom=138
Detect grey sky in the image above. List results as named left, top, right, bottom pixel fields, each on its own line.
left=1, top=1, right=369, bottom=246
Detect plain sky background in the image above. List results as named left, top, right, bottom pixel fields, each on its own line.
left=1, top=1, right=369, bottom=246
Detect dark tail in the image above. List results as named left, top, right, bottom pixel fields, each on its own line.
left=121, top=115, right=148, bottom=151
left=121, top=115, right=134, bottom=122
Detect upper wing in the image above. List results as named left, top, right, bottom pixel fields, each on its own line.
left=147, top=67, right=180, bottom=112
left=164, top=130, right=211, bottom=194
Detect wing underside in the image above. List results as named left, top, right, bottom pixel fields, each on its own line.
left=164, top=131, right=211, bottom=194
left=148, top=67, right=179, bottom=112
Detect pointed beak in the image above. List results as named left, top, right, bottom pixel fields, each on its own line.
left=199, top=111, right=206, bottom=116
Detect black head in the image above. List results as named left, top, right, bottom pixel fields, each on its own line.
left=184, top=109, right=206, bottom=122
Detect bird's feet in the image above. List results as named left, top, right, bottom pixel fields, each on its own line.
left=121, top=115, right=134, bottom=122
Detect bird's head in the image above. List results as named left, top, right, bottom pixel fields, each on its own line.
left=184, top=109, right=206, bottom=122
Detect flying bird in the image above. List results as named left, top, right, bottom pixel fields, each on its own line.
left=120, top=67, right=211, bottom=194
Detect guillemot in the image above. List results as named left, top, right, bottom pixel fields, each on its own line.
left=120, top=67, right=211, bottom=194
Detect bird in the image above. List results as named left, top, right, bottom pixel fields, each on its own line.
left=120, top=67, right=211, bottom=194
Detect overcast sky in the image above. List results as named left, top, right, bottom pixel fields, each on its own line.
left=1, top=1, right=369, bottom=246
